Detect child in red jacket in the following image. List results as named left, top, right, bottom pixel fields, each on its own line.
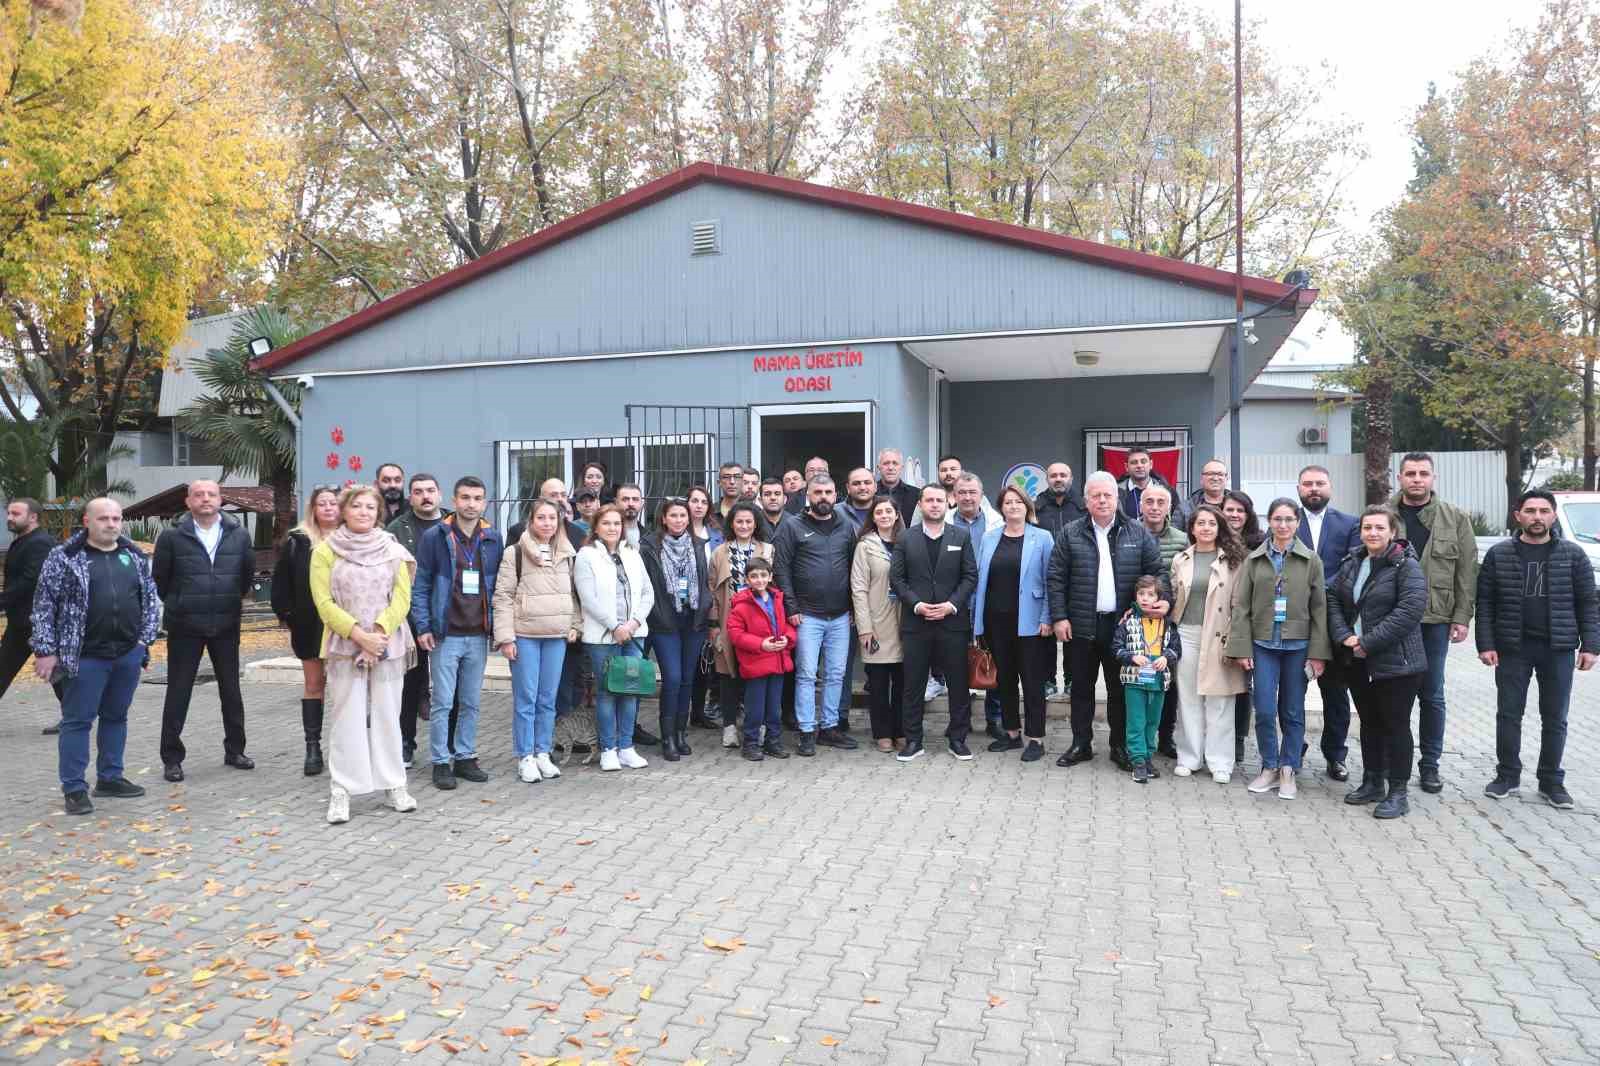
left=725, top=559, right=797, bottom=761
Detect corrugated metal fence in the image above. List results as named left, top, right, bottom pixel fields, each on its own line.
left=1241, top=451, right=1509, bottom=527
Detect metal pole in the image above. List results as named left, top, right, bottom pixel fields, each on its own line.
left=261, top=379, right=301, bottom=429
left=1228, top=0, right=1245, bottom=485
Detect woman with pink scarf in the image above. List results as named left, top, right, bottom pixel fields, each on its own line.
left=310, top=485, right=418, bottom=824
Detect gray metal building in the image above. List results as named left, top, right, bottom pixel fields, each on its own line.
left=256, top=163, right=1314, bottom=521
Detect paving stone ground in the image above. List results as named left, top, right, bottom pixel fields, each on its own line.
left=1, top=628, right=1598, bottom=1065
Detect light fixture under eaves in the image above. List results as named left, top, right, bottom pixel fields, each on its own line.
left=1073, top=349, right=1100, bottom=367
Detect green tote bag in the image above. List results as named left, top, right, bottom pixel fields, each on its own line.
left=604, top=641, right=657, bottom=696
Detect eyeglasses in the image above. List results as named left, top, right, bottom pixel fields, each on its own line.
left=1268, top=515, right=1300, bottom=524
left=1202, top=470, right=1227, bottom=478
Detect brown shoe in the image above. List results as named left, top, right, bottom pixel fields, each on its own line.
left=876, top=738, right=894, bottom=753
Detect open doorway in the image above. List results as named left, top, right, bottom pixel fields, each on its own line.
left=750, top=402, right=872, bottom=480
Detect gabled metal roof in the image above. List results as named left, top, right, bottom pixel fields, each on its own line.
left=253, top=162, right=1310, bottom=376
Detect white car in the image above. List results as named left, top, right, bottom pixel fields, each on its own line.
left=1476, top=491, right=1600, bottom=587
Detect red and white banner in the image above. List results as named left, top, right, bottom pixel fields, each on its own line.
left=1097, top=445, right=1182, bottom=486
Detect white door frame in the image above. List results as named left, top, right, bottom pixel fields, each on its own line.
left=749, top=401, right=874, bottom=475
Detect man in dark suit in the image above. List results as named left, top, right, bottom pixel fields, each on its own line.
left=890, top=482, right=978, bottom=762
left=1295, top=464, right=1362, bottom=780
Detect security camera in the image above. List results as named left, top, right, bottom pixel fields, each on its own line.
left=296, top=374, right=315, bottom=389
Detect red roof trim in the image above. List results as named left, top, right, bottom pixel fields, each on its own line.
left=255, top=161, right=1302, bottom=374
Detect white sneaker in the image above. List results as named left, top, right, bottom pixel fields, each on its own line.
left=388, top=786, right=417, bottom=812
left=1212, top=771, right=1231, bottom=784
left=599, top=749, right=622, bottom=772
left=518, top=754, right=542, bottom=783
left=327, top=787, right=350, bottom=824
left=1173, top=765, right=1193, bottom=777
left=618, top=747, right=649, bottom=769
left=1247, top=769, right=1280, bottom=794
left=535, top=753, right=561, bottom=779
left=722, top=724, right=740, bottom=748
left=924, top=678, right=948, bottom=701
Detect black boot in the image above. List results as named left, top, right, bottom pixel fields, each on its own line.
left=302, top=699, right=324, bottom=776
left=676, top=714, right=693, bottom=757
left=661, top=715, right=680, bottom=762
left=1344, top=771, right=1386, bottom=805
left=1374, top=786, right=1409, bottom=819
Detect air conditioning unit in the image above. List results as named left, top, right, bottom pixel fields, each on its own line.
left=1298, top=425, right=1329, bottom=446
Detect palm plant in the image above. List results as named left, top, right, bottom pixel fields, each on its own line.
left=178, top=307, right=306, bottom=542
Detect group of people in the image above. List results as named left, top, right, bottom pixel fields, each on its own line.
left=3, top=446, right=1594, bottom=822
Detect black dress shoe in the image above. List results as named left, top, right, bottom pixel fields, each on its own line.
left=1157, top=739, right=1178, bottom=759
left=64, top=790, right=94, bottom=816
left=741, top=744, right=764, bottom=761
left=1110, top=748, right=1134, bottom=772
left=1056, top=744, right=1093, bottom=767
left=432, top=764, right=457, bottom=790
left=224, top=753, right=255, bottom=770
left=796, top=731, right=816, bottom=757
left=163, top=764, right=184, bottom=783
left=1021, top=740, right=1044, bottom=762
left=817, top=727, right=858, bottom=750
left=93, top=777, right=146, bottom=798
left=452, top=758, right=488, bottom=782
left=762, top=740, right=790, bottom=760
left=632, top=725, right=660, bottom=747
left=1419, top=767, right=1443, bottom=794
left=1327, top=760, right=1349, bottom=782
left=1374, top=788, right=1409, bottom=819
left=988, top=735, right=1022, bottom=753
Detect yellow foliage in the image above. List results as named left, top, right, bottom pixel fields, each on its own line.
left=1, top=0, right=289, bottom=361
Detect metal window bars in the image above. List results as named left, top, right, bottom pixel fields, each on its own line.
left=1083, top=425, right=1193, bottom=502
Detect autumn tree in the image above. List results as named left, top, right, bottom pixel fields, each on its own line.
left=681, top=0, right=860, bottom=177
left=1334, top=71, right=1583, bottom=521
left=0, top=0, right=287, bottom=493
left=849, top=0, right=1360, bottom=278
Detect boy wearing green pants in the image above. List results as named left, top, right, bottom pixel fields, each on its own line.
left=1112, top=575, right=1182, bottom=783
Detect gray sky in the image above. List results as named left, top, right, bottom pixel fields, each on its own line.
left=1183, top=0, right=1540, bottom=358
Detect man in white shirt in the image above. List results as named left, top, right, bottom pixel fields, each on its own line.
left=1046, top=471, right=1167, bottom=771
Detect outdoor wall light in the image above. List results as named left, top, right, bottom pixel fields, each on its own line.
left=248, top=336, right=273, bottom=358
left=1073, top=349, right=1100, bottom=367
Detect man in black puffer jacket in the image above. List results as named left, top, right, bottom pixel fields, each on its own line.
left=152, top=480, right=256, bottom=781
left=1476, top=490, right=1599, bottom=810
left=1046, top=471, right=1168, bottom=772
left=1327, top=515, right=1427, bottom=816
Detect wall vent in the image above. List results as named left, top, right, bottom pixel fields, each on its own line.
left=690, top=220, right=720, bottom=256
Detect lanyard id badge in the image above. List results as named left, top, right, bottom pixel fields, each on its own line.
left=1136, top=666, right=1159, bottom=687
left=676, top=576, right=690, bottom=607
left=1273, top=577, right=1288, bottom=623
left=461, top=568, right=481, bottom=596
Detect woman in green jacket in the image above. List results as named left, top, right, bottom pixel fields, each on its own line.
left=1229, top=498, right=1331, bottom=800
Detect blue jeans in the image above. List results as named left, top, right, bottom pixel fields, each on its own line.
left=511, top=637, right=566, bottom=757
left=587, top=642, right=642, bottom=751
left=1252, top=643, right=1309, bottom=770
left=743, top=674, right=784, bottom=746
left=795, top=613, right=851, bottom=731
left=430, top=635, right=487, bottom=765
left=1417, top=622, right=1452, bottom=771
left=1495, top=637, right=1575, bottom=788
left=651, top=620, right=707, bottom=730
left=59, top=644, right=143, bottom=794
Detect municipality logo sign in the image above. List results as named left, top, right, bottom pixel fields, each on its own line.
left=1003, top=463, right=1046, bottom=498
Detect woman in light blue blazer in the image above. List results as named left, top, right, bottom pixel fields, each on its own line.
left=974, top=486, right=1056, bottom=762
